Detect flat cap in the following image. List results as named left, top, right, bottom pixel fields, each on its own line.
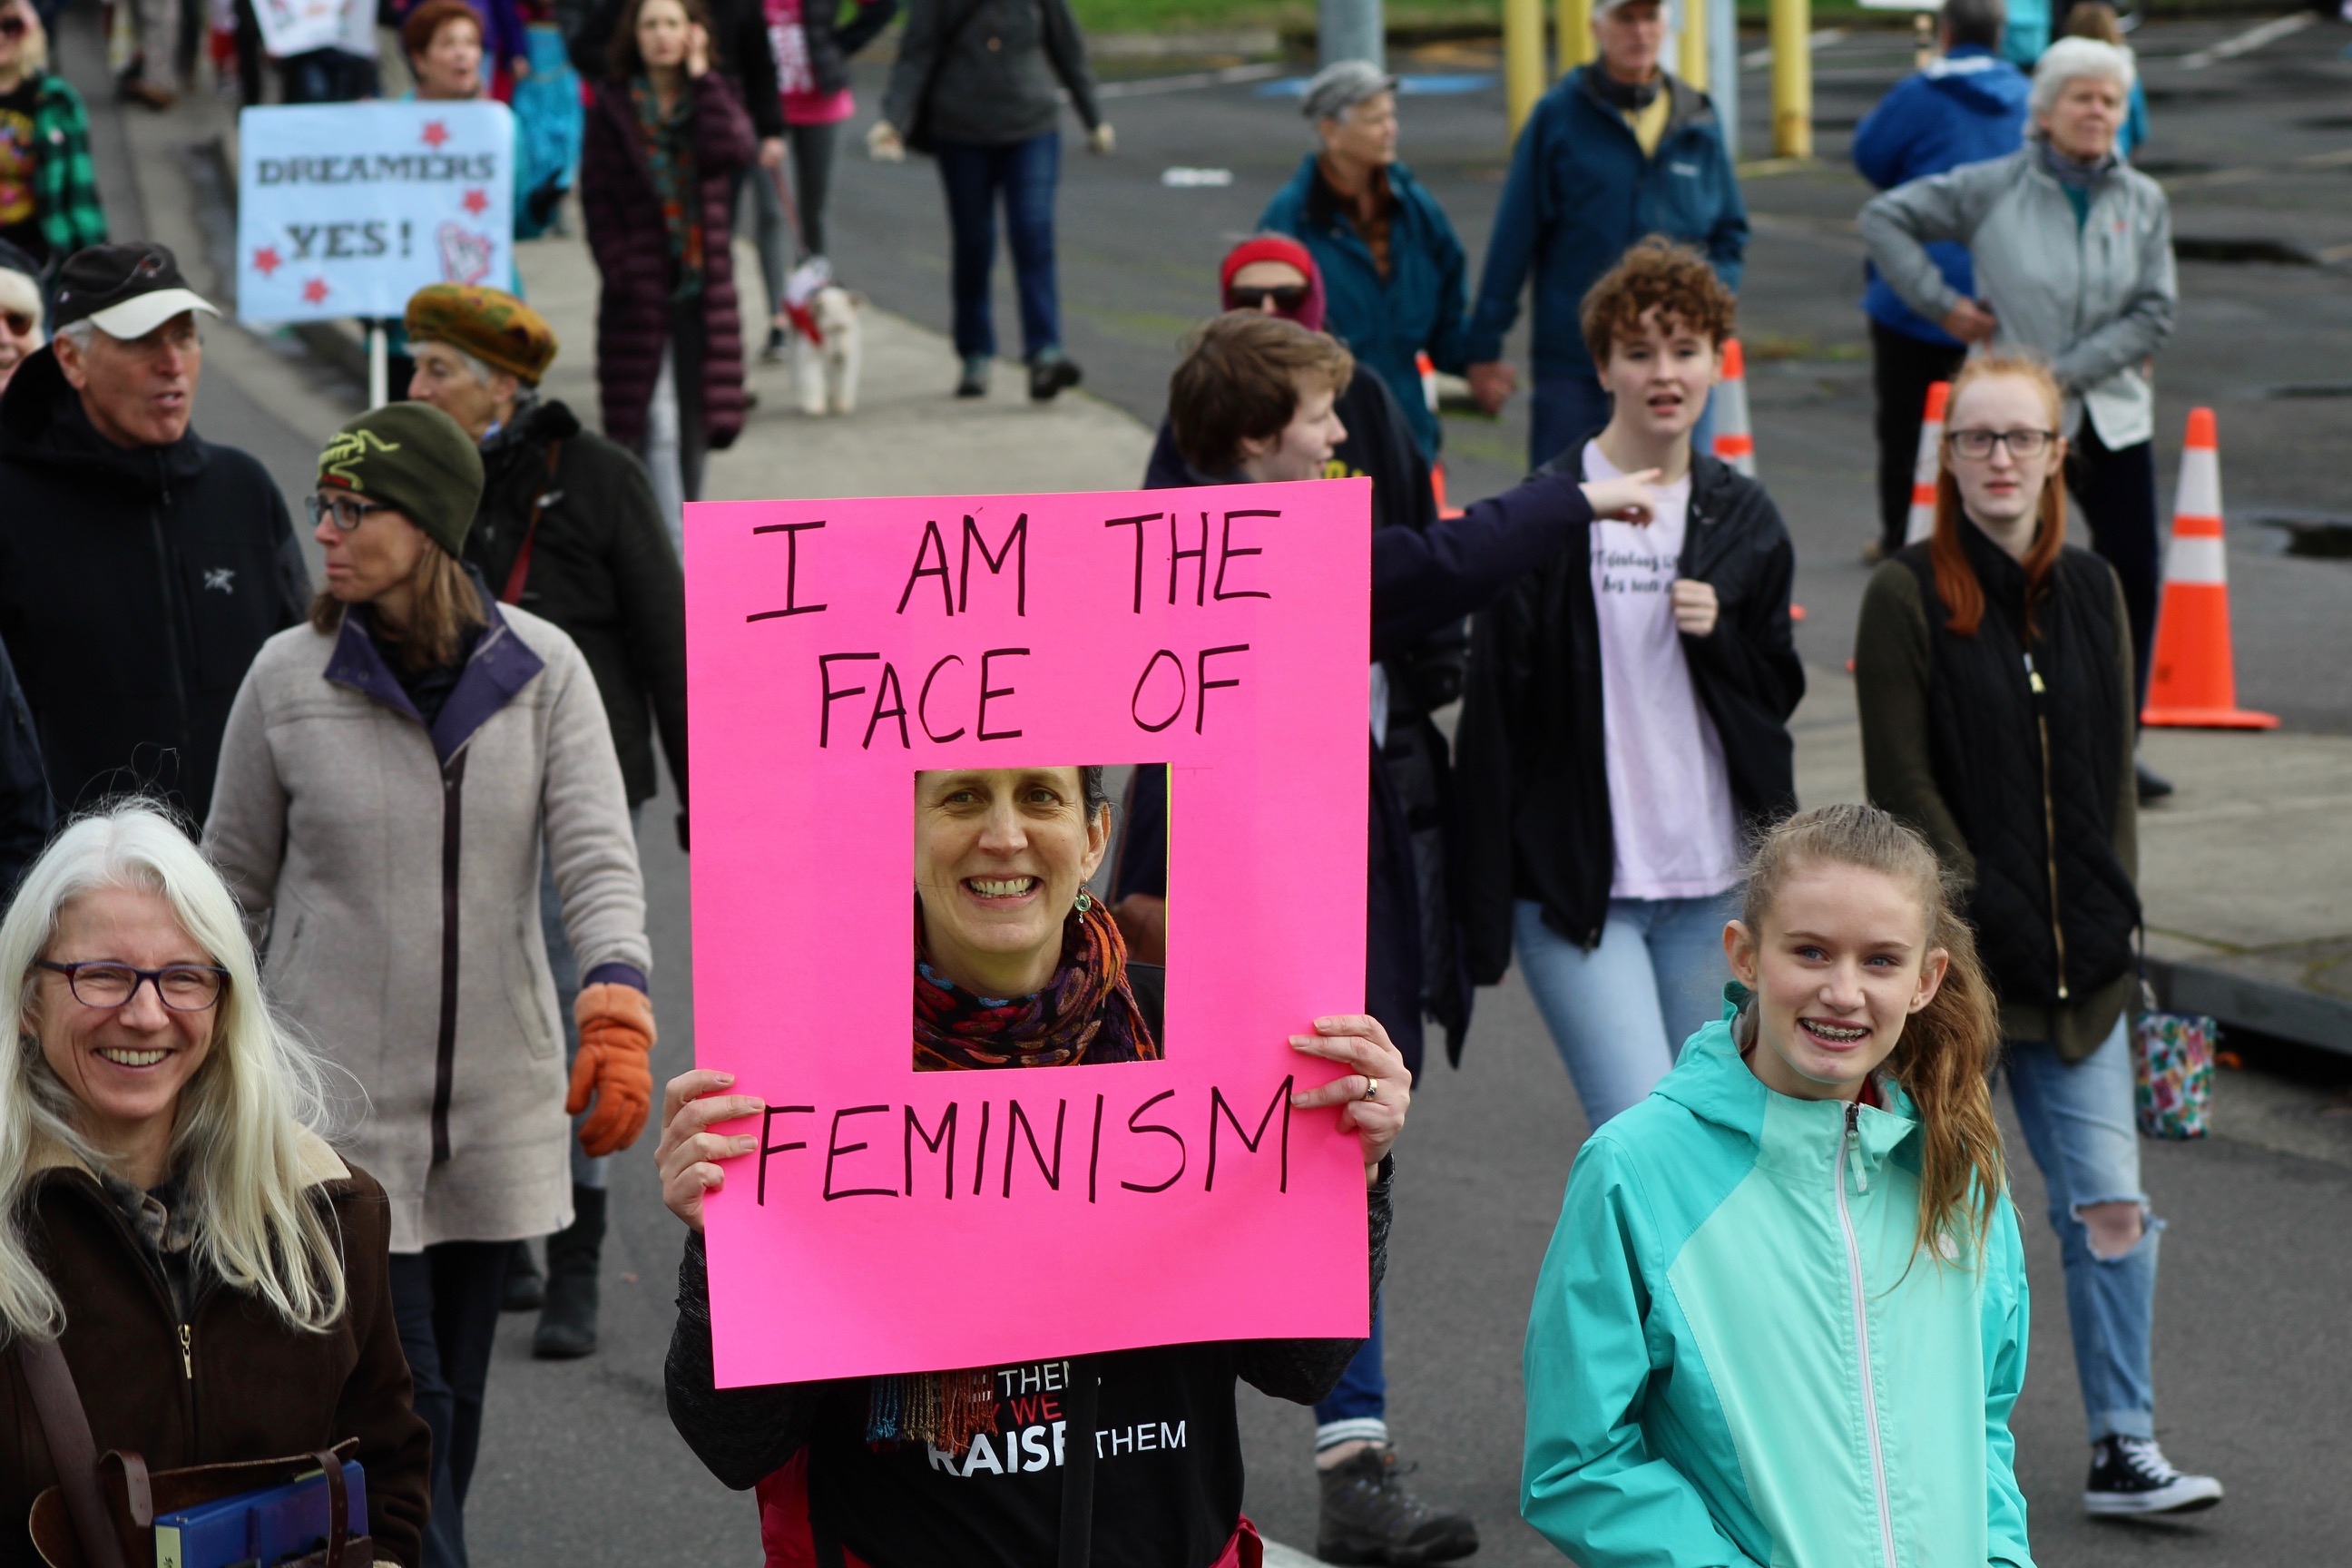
left=1300, top=59, right=1398, bottom=122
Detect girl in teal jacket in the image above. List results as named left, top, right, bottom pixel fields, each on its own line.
left=1523, top=802, right=2034, bottom=1568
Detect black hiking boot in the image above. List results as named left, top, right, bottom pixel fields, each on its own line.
left=1316, top=1446, right=1478, bottom=1566
left=533, top=1184, right=606, bottom=1359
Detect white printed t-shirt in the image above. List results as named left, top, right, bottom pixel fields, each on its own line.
left=1583, top=440, right=1745, bottom=901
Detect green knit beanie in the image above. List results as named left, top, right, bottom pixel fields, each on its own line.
left=317, top=402, right=485, bottom=558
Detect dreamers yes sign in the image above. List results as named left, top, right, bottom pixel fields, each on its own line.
left=686, top=483, right=1372, bottom=1387
left=236, top=103, right=514, bottom=325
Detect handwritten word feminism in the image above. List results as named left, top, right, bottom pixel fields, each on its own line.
left=753, top=1079, right=1298, bottom=1205
left=748, top=508, right=1283, bottom=748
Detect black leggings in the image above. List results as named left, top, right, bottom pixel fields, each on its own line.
left=2066, top=419, right=2161, bottom=708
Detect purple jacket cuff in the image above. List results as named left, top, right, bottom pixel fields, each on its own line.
left=583, top=963, right=648, bottom=994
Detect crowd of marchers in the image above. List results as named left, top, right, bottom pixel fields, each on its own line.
left=0, top=0, right=2244, bottom=1561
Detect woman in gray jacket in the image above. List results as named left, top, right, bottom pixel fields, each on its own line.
left=205, top=403, right=655, bottom=1568
left=1860, top=37, right=2175, bottom=794
left=867, top=0, right=1113, bottom=402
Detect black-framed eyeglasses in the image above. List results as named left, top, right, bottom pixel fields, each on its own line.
left=306, top=492, right=396, bottom=531
left=34, top=959, right=230, bottom=1012
left=1227, top=284, right=1310, bottom=314
left=1946, top=427, right=2057, bottom=461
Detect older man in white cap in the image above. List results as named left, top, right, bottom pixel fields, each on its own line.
left=1259, top=59, right=1473, bottom=469
left=1463, top=0, right=1748, bottom=468
left=0, top=240, right=309, bottom=824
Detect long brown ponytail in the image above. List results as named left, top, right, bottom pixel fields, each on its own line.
left=1742, top=804, right=2006, bottom=1265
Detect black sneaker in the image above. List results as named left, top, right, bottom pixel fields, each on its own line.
left=1028, top=354, right=1082, bottom=402
left=956, top=355, right=990, bottom=398
left=1317, top=1446, right=1478, bottom=1566
left=2135, top=760, right=2175, bottom=805
left=2085, top=1435, right=2223, bottom=1515
left=760, top=326, right=788, bottom=365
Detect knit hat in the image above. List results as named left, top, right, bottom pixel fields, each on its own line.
left=1299, top=60, right=1397, bottom=123
left=403, top=283, right=559, bottom=386
left=1219, top=235, right=1326, bottom=333
left=317, top=403, right=485, bottom=557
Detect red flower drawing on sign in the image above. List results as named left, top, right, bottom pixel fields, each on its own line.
left=422, top=121, right=450, bottom=149
left=461, top=188, right=489, bottom=216
left=302, top=278, right=331, bottom=305
left=252, top=247, right=281, bottom=278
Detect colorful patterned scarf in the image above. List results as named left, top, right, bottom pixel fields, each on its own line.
left=875, top=897, right=1158, bottom=1451
left=629, top=74, right=703, bottom=301
left=912, top=898, right=1159, bottom=1071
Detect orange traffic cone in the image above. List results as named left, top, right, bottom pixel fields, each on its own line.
left=2141, top=408, right=2276, bottom=730
left=1711, top=338, right=1756, bottom=477
left=1901, top=380, right=1951, bottom=545
left=1416, top=350, right=1439, bottom=416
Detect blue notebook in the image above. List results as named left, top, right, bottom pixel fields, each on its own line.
left=152, top=1459, right=367, bottom=1568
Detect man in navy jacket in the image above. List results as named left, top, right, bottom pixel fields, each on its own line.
left=1851, top=0, right=2028, bottom=558
left=1463, top=0, right=1745, bottom=469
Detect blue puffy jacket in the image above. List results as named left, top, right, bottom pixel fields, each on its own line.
left=1465, top=69, right=1745, bottom=379
left=1259, top=154, right=1470, bottom=462
left=1851, top=46, right=2030, bottom=347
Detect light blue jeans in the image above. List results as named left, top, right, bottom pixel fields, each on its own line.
left=2004, top=1016, right=2160, bottom=1443
left=1514, top=892, right=1740, bottom=1130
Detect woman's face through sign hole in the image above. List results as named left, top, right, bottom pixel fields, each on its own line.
left=915, top=768, right=1111, bottom=1002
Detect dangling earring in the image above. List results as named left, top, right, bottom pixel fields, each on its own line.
left=1074, top=889, right=1093, bottom=915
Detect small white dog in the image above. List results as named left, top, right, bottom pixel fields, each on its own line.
left=787, top=286, right=865, bottom=416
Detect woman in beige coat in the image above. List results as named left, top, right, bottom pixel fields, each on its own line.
left=205, top=402, right=655, bottom=1568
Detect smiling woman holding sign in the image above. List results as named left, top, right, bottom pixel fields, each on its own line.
left=660, top=844, right=1406, bottom=1566
left=912, top=766, right=1159, bottom=1072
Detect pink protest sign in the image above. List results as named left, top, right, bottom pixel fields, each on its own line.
left=685, top=480, right=1373, bottom=1387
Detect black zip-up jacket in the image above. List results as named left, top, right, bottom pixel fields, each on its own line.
left=461, top=397, right=688, bottom=814
left=881, top=0, right=1102, bottom=147
left=0, top=631, right=54, bottom=900
left=0, top=348, right=309, bottom=825
left=1453, top=444, right=1801, bottom=983
left=1855, top=532, right=2140, bottom=1054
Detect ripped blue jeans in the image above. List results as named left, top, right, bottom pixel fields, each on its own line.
left=2004, top=1016, right=2160, bottom=1443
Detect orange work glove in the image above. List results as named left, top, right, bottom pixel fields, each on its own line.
left=566, top=982, right=656, bottom=1157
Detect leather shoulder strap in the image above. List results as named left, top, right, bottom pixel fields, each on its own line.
left=15, top=1337, right=131, bottom=1568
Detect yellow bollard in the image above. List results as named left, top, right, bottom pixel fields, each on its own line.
left=1505, top=0, right=1545, bottom=135
left=1769, top=0, right=1812, bottom=157
left=1557, top=0, right=1595, bottom=74
left=1679, top=0, right=1708, bottom=89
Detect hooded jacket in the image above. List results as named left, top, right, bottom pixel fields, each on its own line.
left=1522, top=1010, right=2034, bottom=1568
left=0, top=1135, right=431, bottom=1568
left=1258, top=155, right=1471, bottom=461
left=203, top=599, right=651, bottom=1252
left=1452, top=446, right=1801, bottom=978
left=460, top=397, right=688, bottom=813
left=0, top=348, right=311, bottom=826
left=1851, top=47, right=2030, bottom=347
left=879, top=0, right=1102, bottom=148
left=1465, top=70, right=1746, bottom=377
left=1858, top=145, right=2175, bottom=449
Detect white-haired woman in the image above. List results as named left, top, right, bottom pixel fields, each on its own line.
left=0, top=804, right=430, bottom=1564
left=1859, top=35, right=2177, bottom=800
left=0, top=240, right=45, bottom=397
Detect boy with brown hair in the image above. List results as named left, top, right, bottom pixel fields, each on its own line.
left=1156, top=305, right=1656, bottom=1568
left=1455, top=237, right=1804, bottom=1138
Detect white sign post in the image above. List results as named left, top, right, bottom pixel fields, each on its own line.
left=237, top=102, right=514, bottom=405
